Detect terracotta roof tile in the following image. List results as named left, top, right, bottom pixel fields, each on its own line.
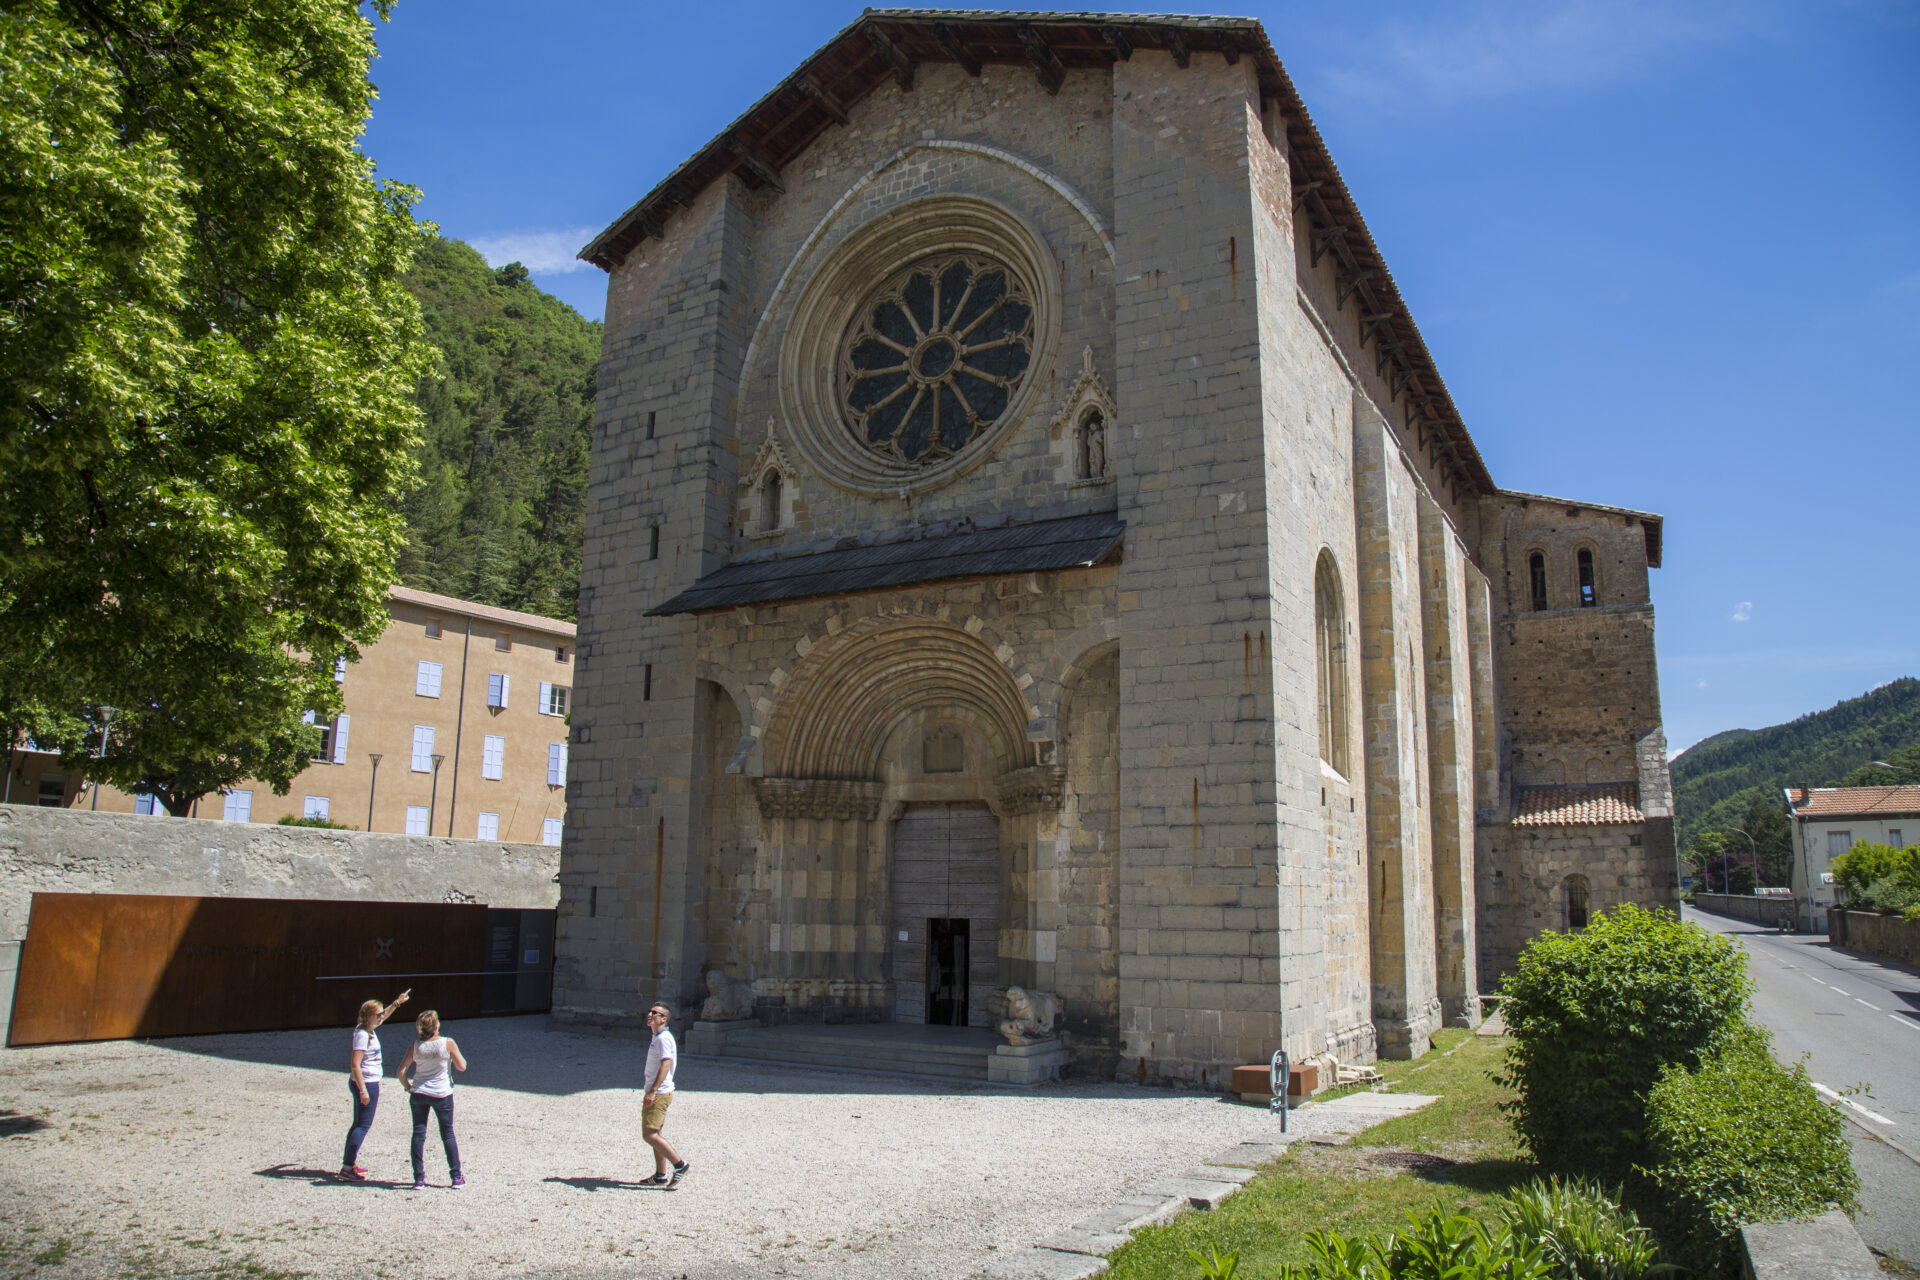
left=1513, top=783, right=1644, bottom=827
left=1786, top=785, right=1920, bottom=820
left=388, top=585, right=576, bottom=638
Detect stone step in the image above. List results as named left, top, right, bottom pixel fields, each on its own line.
left=715, top=1042, right=992, bottom=1084
left=724, top=1030, right=993, bottom=1067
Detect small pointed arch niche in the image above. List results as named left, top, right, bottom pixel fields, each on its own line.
left=1050, top=346, right=1117, bottom=488
left=744, top=418, right=800, bottom=538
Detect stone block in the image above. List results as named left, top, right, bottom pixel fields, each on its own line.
left=1739, top=1211, right=1878, bottom=1280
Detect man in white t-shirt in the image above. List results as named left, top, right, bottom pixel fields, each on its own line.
left=639, top=1003, right=688, bottom=1187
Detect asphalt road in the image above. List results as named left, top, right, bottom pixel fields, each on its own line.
left=1684, top=906, right=1920, bottom=1267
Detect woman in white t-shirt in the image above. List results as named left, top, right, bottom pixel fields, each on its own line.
left=397, top=1009, right=467, bottom=1190
left=342, top=988, right=409, bottom=1181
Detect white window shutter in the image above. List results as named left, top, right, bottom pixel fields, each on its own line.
left=500, top=673, right=509, bottom=708
left=539, top=681, right=552, bottom=715
left=332, top=714, right=350, bottom=765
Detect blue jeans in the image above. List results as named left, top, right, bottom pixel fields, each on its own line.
left=343, top=1079, right=379, bottom=1167
left=410, top=1091, right=461, bottom=1182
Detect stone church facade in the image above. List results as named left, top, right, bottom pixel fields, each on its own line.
left=553, top=12, right=1678, bottom=1087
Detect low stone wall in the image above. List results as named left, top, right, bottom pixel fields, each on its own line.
left=0, top=803, right=559, bottom=944
left=1829, top=909, right=1920, bottom=968
left=1692, top=892, right=1795, bottom=928
left=1741, top=1210, right=1879, bottom=1280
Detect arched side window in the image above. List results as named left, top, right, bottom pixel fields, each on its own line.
left=1576, top=547, right=1597, bottom=608
left=759, top=469, right=784, bottom=533
left=1528, top=551, right=1549, bottom=612
left=1314, top=552, right=1350, bottom=774
left=1564, top=874, right=1591, bottom=930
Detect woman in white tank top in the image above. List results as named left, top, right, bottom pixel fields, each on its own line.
left=397, top=1010, right=467, bottom=1190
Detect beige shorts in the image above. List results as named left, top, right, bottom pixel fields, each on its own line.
left=642, top=1092, right=673, bottom=1131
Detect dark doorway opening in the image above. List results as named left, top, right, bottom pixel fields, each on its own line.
left=925, top=917, right=971, bottom=1026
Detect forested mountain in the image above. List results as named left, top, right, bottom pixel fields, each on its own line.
left=394, top=238, right=601, bottom=620
left=1672, top=677, right=1920, bottom=851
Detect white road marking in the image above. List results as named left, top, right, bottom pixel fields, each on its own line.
left=1893, top=1015, right=1920, bottom=1034
left=1855, top=998, right=1883, bottom=1011
left=1813, top=1082, right=1896, bottom=1126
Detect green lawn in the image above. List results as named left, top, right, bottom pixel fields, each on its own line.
left=1104, top=1029, right=1536, bottom=1280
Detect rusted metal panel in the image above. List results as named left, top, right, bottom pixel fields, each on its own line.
left=5, top=894, right=543, bottom=1047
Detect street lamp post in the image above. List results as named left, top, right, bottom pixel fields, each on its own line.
left=1725, top=826, right=1757, bottom=895
left=88, top=706, right=115, bottom=811
left=428, top=753, right=446, bottom=836
left=366, top=753, right=383, bottom=831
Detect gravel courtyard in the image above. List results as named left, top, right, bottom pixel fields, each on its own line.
left=0, top=1015, right=1279, bottom=1279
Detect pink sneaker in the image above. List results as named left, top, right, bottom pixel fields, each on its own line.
left=451, top=1174, right=465, bottom=1188
left=339, top=1166, right=367, bottom=1182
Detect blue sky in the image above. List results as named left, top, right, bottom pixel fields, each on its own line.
left=359, top=1, right=1920, bottom=756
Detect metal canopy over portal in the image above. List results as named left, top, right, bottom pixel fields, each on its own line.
left=646, top=512, right=1124, bottom=615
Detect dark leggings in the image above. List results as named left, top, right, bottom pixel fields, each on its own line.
left=343, top=1079, right=379, bottom=1167
left=410, top=1092, right=461, bottom=1181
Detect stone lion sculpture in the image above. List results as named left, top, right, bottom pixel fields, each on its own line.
left=699, top=968, right=756, bottom=1022
left=996, top=986, right=1060, bottom=1045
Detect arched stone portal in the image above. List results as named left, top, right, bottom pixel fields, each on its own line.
left=727, top=617, right=1065, bottom=1026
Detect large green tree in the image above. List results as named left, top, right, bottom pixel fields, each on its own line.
left=0, top=0, right=433, bottom=813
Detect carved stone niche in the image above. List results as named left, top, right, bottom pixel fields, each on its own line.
left=994, top=764, right=1068, bottom=816
left=753, top=777, right=886, bottom=822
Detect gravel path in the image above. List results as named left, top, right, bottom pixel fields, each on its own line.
left=0, top=1016, right=1280, bottom=1279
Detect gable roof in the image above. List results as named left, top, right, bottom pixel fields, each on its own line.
left=1785, top=785, right=1920, bottom=821
left=578, top=9, right=1495, bottom=497
left=1513, top=783, right=1644, bottom=827
left=389, top=585, right=577, bottom=639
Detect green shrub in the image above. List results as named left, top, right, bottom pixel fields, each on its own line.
left=1498, top=1177, right=1669, bottom=1280
left=1637, top=1031, right=1858, bottom=1279
left=1851, top=874, right=1920, bottom=915
left=1496, top=904, right=1752, bottom=1180
left=1829, top=842, right=1920, bottom=896
left=1275, top=1208, right=1554, bottom=1280
left=276, top=815, right=353, bottom=829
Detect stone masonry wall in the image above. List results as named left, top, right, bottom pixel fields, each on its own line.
left=1476, top=822, right=1666, bottom=976
left=1354, top=409, right=1440, bottom=1057
left=1109, top=52, right=1288, bottom=1087
left=1251, top=82, right=1375, bottom=1075
left=559, top=174, right=756, bottom=1031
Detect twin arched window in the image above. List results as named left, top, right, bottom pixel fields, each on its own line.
left=1527, top=548, right=1599, bottom=612
left=1314, top=552, right=1350, bottom=774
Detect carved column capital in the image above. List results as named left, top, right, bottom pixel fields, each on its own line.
left=994, top=764, right=1067, bottom=815
left=753, top=777, right=886, bottom=821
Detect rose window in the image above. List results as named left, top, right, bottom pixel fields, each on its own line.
left=841, top=255, right=1034, bottom=465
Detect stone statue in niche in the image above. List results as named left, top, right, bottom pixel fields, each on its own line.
left=996, top=986, right=1060, bottom=1045
left=699, top=968, right=756, bottom=1022
left=1078, top=409, right=1107, bottom=480
left=923, top=723, right=964, bottom=774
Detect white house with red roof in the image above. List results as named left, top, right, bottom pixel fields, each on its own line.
left=1784, top=784, right=1920, bottom=931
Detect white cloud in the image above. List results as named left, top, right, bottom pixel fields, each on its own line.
left=1315, top=0, right=1757, bottom=106
left=1696, top=679, right=1710, bottom=688
left=1731, top=601, right=1753, bottom=623
left=466, top=228, right=601, bottom=276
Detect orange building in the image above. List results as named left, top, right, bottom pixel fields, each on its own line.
left=78, top=587, right=576, bottom=845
